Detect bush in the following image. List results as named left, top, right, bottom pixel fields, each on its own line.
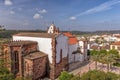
left=58, top=71, right=73, bottom=80
left=80, top=70, right=119, bottom=80
left=113, top=62, right=120, bottom=67
left=58, top=70, right=119, bottom=80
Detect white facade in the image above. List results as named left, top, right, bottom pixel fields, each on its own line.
left=55, top=35, right=68, bottom=63
left=13, top=36, right=53, bottom=63
left=68, top=44, right=84, bottom=63
left=79, top=40, right=88, bottom=60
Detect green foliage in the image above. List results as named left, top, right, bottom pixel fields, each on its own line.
left=113, top=62, right=120, bottom=67
left=99, top=49, right=107, bottom=54
left=0, top=59, right=14, bottom=80
left=15, top=77, right=32, bottom=80
left=0, top=73, right=14, bottom=80
left=90, top=50, right=99, bottom=56
left=59, top=71, right=74, bottom=80
left=71, top=76, right=80, bottom=80
left=108, top=49, right=119, bottom=58
left=58, top=71, right=80, bottom=80
left=59, top=70, right=120, bottom=80
left=80, top=70, right=120, bottom=80
left=90, top=49, right=120, bottom=71
left=106, top=72, right=120, bottom=80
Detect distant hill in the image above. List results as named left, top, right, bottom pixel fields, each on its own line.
left=1, top=30, right=120, bottom=38
left=0, top=30, right=45, bottom=38
left=70, top=30, right=120, bottom=35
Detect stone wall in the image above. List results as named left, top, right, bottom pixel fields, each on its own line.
left=2, top=42, right=38, bottom=78
left=22, top=44, right=38, bottom=55
left=50, top=37, right=68, bottom=80
left=24, top=59, right=33, bottom=77
left=55, top=57, right=68, bottom=78
left=32, top=56, right=48, bottom=80
left=49, top=57, right=68, bottom=80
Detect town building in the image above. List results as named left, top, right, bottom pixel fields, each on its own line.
left=110, top=41, right=120, bottom=54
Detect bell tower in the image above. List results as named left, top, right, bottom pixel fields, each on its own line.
left=47, top=23, right=59, bottom=34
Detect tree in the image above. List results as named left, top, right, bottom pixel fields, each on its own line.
left=99, top=49, right=119, bottom=72
left=108, top=49, right=119, bottom=69
left=80, top=70, right=119, bottom=80
left=90, top=50, right=100, bottom=70
left=58, top=71, right=80, bottom=80
left=0, top=58, right=14, bottom=80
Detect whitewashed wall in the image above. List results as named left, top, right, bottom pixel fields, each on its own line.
left=55, top=34, right=68, bottom=63
left=13, top=36, right=53, bottom=63
left=79, top=41, right=84, bottom=53
left=79, top=41, right=88, bottom=60
left=68, top=44, right=83, bottom=63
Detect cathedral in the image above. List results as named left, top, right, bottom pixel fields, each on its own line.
left=2, top=24, right=88, bottom=80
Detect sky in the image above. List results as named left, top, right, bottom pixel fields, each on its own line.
left=0, top=0, right=120, bottom=31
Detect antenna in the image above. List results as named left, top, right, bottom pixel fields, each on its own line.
left=52, top=21, right=54, bottom=25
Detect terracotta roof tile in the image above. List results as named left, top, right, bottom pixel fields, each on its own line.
left=90, top=45, right=99, bottom=50
left=63, top=32, right=78, bottom=45
left=111, top=41, right=120, bottom=45
left=63, top=32, right=73, bottom=37
left=69, top=37, right=78, bottom=45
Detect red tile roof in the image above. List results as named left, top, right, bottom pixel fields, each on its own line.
left=69, top=37, right=78, bottom=45
left=111, top=41, right=120, bottom=45
left=63, top=32, right=73, bottom=37
left=63, top=32, right=78, bottom=45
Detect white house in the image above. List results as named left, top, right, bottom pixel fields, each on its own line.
left=79, top=38, right=88, bottom=61
left=63, top=32, right=83, bottom=63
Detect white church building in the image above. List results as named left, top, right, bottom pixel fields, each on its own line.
left=6, top=24, right=88, bottom=79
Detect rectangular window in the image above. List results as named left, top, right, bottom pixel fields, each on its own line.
left=117, top=46, right=120, bottom=50
left=112, top=46, right=115, bottom=49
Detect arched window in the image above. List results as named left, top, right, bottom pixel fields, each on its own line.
left=13, top=51, right=19, bottom=74
left=59, top=49, right=62, bottom=63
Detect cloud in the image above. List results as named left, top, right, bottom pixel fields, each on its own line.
left=70, top=0, right=120, bottom=19
left=10, top=11, right=15, bottom=14
left=18, top=8, right=22, bottom=11
left=78, top=0, right=120, bottom=16
left=39, top=9, right=47, bottom=14
left=33, top=13, right=43, bottom=19
left=4, top=0, right=13, bottom=6
left=69, top=16, right=76, bottom=20
left=23, top=22, right=29, bottom=26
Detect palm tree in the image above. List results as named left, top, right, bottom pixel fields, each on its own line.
left=101, top=49, right=119, bottom=72
left=90, top=50, right=100, bottom=70
left=108, top=49, right=119, bottom=69
left=98, top=50, right=107, bottom=71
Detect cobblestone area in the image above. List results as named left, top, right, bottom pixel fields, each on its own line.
left=68, top=61, right=89, bottom=71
